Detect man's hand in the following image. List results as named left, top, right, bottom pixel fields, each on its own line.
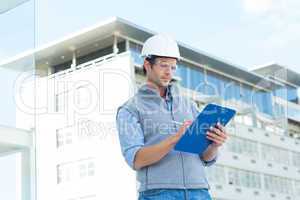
left=206, top=122, right=228, bottom=147
left=133, top=120, right=192, bottom=170
left=200, top=123, right=227, bottom=163
left=168, top=120, right=193, bottom=146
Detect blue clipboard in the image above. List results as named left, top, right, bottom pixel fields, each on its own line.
left=174, top=103, right=236, bottom=154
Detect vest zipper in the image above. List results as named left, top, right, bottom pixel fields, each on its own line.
left=169, top=98, right=186, bottom=188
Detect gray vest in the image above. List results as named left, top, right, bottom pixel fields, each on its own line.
left=119, top=83, right=211, bottom=192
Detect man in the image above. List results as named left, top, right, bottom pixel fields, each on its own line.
left=116, top=34, right=228, bottom=200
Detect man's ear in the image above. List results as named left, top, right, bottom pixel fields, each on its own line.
left=144, top=60, right=152, bottom=73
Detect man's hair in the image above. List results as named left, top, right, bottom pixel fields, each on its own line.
left=143, top=55, right=157, bottom=75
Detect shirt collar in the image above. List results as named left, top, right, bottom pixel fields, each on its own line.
left=138, top=83, right=175, bottom=101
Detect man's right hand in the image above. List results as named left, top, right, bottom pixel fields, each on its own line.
left=133, top=120, right=193, bottom=170
left=167, top=120, right=193, bottom=146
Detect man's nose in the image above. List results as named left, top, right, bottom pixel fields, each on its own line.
left=164, top=66, right=173, bottom=74
left=164, top=69, right=172, bottom=76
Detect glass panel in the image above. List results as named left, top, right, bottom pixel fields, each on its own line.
left=77, top=45, right=113, bottom=66
left=253, top=90, right=273, bottom=116
left=292, top=152, right=300, bottom=168
left=206, top=165, right=225, bottom=184
left=129, top=42, right=143, bottom=65
left=287, top=104, right=300, bottom=122
left=206, top=70, right=229, bottom=97
left=287, top=86, right=298, bottom=103
left=224, top=81, right=241, bottom=101
left=190, top=67, right=204, bottom=92
left=275, top=85, right=298, bottom=103
left=226, top=136, right=258, bottom=158
left=241, top=84, right=253, bottom=105
left=261, top=144, right=291, bottom=166
left=274, top=86, right=287, bottom=100
left=264, top=175, right=294, bottom=194
left=227, top=167, right=261, bottom=189
left=175, top=63, right=190, bottom=88
left=176, top=62, right=205, bottom=92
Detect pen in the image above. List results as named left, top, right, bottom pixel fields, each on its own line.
left=172, top=120, right=184, bottom=125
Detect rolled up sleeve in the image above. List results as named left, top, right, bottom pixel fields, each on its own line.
left=116, top=107, right=144, bottom=170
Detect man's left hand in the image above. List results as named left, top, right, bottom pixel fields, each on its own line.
left=206, top=123, right=228, bottom=148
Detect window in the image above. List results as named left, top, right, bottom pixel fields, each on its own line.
left=55, top=91, right=68, bottom=112
left=226, top=136, right=258, bottom=158
left=227, top=168, right=261, bottom=189
left=292, top=152, right=300, bottom=168
left=175, top=64, right=188, bottom=88
left=56, top=129, right=64, bottom=148
left=253, top=90, right=273, bottom=116
left=287, top=106, right=300, bottom=122
left=57, top=159, right=95, bottom=184
left=261, top=144, right=290, bottom=166
left=224, top=81, right=241, bottom=101
left=77, top=45, right=113, bottom=65
left=129, top=42, right=143, bottom=65
left=190, top=67, right=205, bottom=92
left=233, top=115, right=254, bottom=126
left=53, top=60, right=72, bottom=73
left=206, top=165, right=226, bottom=184
left=87, top=162, right=95, bottom=176
left=78, top=160, right=96, bottom=179
left=228, top=168, right=239, bottom=186
left=274, top=86, right=287, bottom=101
left=273, top=86, right=299, bottom=115
left=264, top=175, right=294, bottom=194
left=79, top=163, right=87, bottom=178
left=57, top=164, right=71, bottom=184
left=56, top=126, right=74, bottom=148
left=175, top=62, right=205, bottom=92
left=76, top=85, right=92, bottom=109
left=275, top=85, right=298, bottom=103
left=241, top=84, right=253, bottom=105
left=57, top=165, right=63, bottom=184
left=117, top=41, right=126, bottom=53
left=55, top=92, right=66, bottom=112
left=206, top=70, right=229, bottom=96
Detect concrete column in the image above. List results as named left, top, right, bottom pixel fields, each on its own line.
left=21, top=148, right=35, bottom=200
left=71, top=51, right=77, bottom=69
left=125, top=39, right=130, bottom=51
left=113, top=34, right=119, bottom=54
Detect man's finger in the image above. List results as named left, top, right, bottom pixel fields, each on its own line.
left=216, top=123, right=226, bottom=133
left=210, top=127, right=226, bottom=139
left=207, top=131, right=227, bottom=142
left=206, top=134, right=224, bottom=145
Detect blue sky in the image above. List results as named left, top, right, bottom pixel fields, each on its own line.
left=1, top=0, right=300, bottom=70
left=0, top=0, right=300, bottom=199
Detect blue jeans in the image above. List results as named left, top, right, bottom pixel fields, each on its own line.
left=138, top=189, right=212, bottom=200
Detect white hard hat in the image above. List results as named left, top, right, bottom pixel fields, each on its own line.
left=141, top=34, right=180, bottom=59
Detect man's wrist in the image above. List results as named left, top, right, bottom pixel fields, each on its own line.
left=162, top=134, right=178, bottom=148
left=209, top=143, right=220, bottom=149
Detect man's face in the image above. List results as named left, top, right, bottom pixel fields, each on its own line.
left=145, top=57, right=177, bottom=87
